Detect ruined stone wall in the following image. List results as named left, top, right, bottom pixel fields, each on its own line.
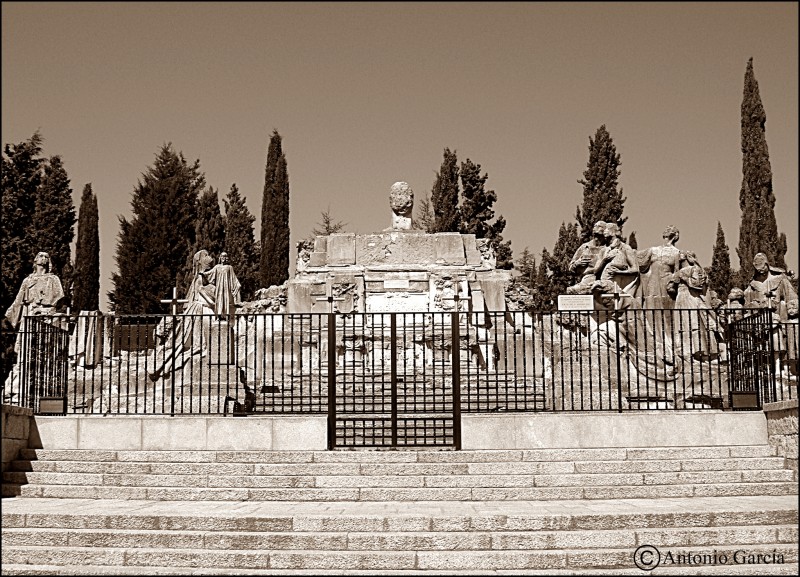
left=763, top=399, right=798, bottom=475
left=2, top=404, right=33, bottom=473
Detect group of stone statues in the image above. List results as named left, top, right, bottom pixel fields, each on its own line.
left=564, top=221, right=798, bottom=376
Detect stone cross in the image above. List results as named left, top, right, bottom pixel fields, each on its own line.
left=601, top=285, right=634, bottom=311
left=315, top=283, right=346, bottom=314
left=160, top=287, right=189, bottom=315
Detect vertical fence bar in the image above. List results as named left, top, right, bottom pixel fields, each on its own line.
left=327, top=313, right=336, bottom=450
left=390, top=313, right=398, bottom=449
left=451, top=309, right=462, bottom=450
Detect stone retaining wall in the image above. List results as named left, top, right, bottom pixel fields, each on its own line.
left=763, top=398, right=798, bottom=475
left=1, top=404, right=33, bottom=472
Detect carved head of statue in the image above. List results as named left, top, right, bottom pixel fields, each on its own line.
left=603, top=222, right=621, bottom=242
left=218, top=252, right=229, bottom=265
left=193, top=249, right=214, bottom=274
left=592, top=221, right=607, bottom=238
left=753, top=253, right=769, bottom=275
left=728, top=287, right=745, bottom=302
left=33, top=251, right=52, bottom=272
left=389, top=182, right=414, bottom=217
left=662, top=225, right=679, bottom=245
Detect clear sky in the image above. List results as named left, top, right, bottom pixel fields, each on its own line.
left=2, top=2, right=797, bottom=310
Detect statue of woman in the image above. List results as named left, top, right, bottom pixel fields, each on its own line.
left=671, top=251, right=723, bottom=361
left=637, top=225, right=682, bottom=309
left=5, top=252, right=64, bottom=329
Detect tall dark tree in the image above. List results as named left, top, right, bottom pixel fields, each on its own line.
left=260, top=130, right=290, bottom=288
left=544, top=222, right=581, bottom=298
left=33, top=155, right=76, bottom=294
left=533, top=248, right=556, bottom=311
left=72, top=184, right=100, bottom=311
left=194, top=187, right=226, bottom=257
left=575, top=125, right=627, bottom=243
left=709, top=221, right=733, bottom=300
left=1, top=131, right=44, bottom=313
left=223, top=184, right=259, bottom=301
left=430, top=148, right=460, bottom=233
left=458, top=158, right=513, bottom=269
left=736, top=57, right=787, bottom=280
left=627, top=231, right=638, bottom=250
left=516, top=247, right=537, bottom=289
left=110, top=143, right=205, bottom=314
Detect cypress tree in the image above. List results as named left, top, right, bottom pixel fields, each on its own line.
left=458, top=158, right=513, bottom=268
left=1, top=132, right=44, bottom=313
left=516, top=247, right=537, bottom=290
left=414, top=194, right=435, bottom=233
left=33, top=155, right=76, bottom=303
left=533, top=248, right=556, bottom=311
left=223, top=183, right=259, bottom=301
left=627, top=231, right=638, bottom=250
left=575, top=125, right=627, bottom=243
left=110, top=144, right=204, bottom=314
left=544, top=222, right=581, bottom=298
left=260, top=130, right=290, bottom=288
left=72, top=183, right=100, bottom=311
left=709, top=221, right=733, bottom=300
left=430, top=148, right=460, bottom=233
left=736, top=57, right=786, bottom=279
left=194, top=187, right=226, bottom=257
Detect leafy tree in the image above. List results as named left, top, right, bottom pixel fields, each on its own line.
left=627, top=231, right=638, bottom=250
left=260, top=130, right=290, bottom=288
left=72, top=184, right=100, bottom=311
left=110, top=143, right=205, bottom=314
left=575, top=125, right=627, bottom=242
left=312, top=207, right=347, bottom=236
left=1, top=131, right=45, bottom=313
left=223, top=183, right=259, bottom=301
left=414, top=193, right=435, bottom=232
left=708, top=221, right=733, bottom=300
left=430, top=148, right=460, bottom=233
left=544, top=222, right=581, bottom=298
left=458, top=158, right=513, bottom=269
left=736, top=57, right=787, bottom=280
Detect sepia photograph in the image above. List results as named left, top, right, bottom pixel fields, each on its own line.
left=1, top=2, right=797, bottom=575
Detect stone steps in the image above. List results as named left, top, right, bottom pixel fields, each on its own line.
left=4, top=446, right=796, bottom=501
left=2, top=496, right=797, bottom=573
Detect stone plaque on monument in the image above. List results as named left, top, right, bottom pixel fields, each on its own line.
left=557, top=294, right=595, bottom=311
left=384, top=279, right=410, bottom=289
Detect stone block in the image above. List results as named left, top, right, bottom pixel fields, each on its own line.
left=207, top=321, right=235, bottom=364
left=29, top=416, right=79, bottom=450
left=287, top=282, right=315, bottom=314
left=140, top=417, right=208, bottom=451
left=434, top=232, right=466, bottom=265
left=206, top=417, right=274, bottom=451
left=462, top=234, right=482, bottom=265
left=76, top=417, right=143, bottom=450
left=271, top=416, right=327, bottom=450
left=308, top=252, right=327, bottom=267
left=327, top=233, right=356, bottom=266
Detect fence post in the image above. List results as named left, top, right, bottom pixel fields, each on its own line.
left=326, top=314, right=337, bottom=450
left=615, top=311, right=623, bottom=413
left=451, top=311, right=462, bottom=450
left=390, top=313, right=398, bottom=449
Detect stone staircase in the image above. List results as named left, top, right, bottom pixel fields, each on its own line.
left=2, top=445, right=798, bottom=574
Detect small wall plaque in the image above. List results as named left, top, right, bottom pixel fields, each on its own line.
left=557, top=294, right=595, bottom=311
left=384, top=279, right=410, bottom=289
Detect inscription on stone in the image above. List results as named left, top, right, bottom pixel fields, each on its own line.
left=384, top=279, right=410, bottom=289
left=557, top=294, right=595, bottom=311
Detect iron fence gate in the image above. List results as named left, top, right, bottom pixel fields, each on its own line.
left=15, top=316, right=71, bottom=413
left=727, top=309, right=775, bottom=409
left=327, top=312, right=461, bottom=449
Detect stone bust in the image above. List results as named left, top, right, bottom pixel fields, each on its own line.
left=389, top=181, right=414, bottom=230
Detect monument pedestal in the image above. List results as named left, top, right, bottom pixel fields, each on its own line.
left=208, top=321, right=235, bottom=364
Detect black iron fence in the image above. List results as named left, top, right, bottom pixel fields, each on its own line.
left=2, top=308, right=796, bottom=420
